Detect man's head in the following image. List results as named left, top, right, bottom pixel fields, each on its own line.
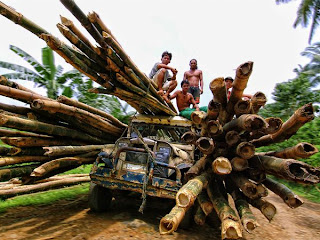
left=189, top=59, right=198, bottom=70
left=161, top=51, right=172, bottom=64
left=224, top=76, right=233, bottom=89
left=181, top=79, right=190, bottom=92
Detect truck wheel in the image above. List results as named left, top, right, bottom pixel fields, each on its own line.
left=88, top=183, right=112, bottom=212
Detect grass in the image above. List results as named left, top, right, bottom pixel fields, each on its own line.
left=0, top=183, right=90, bottom=213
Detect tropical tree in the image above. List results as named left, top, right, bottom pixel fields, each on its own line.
left=259, top=75, right=320, bottom=120
left=300, top=42, right=320, bottom=85
left=276, top=0, right=320, bottom=43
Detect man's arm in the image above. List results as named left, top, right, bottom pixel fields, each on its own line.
left=169, top=90, right=178, bottom=100
left=183, top=71, right=187, bottom=81
left=157, top=63, right=178, bottom=75
left=199, top=70, right=203, bottom=94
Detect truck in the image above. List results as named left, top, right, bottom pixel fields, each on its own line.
left=88, top=114, right=200, bottom=213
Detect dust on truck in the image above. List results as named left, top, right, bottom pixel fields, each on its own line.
left=89, top=114, right=200, bottom=212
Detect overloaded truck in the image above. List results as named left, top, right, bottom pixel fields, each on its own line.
left=89, top=114, right=200, bottom=212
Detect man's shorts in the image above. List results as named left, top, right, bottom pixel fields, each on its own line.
left=188, top=86, right=201, bottom=104
left=152, top=69, right=170, bottom=91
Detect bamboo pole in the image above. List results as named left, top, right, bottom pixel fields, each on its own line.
left=185, top=155, right=209, bottom=180
left=0, top=156, right=50, bottom=167
left=225, top=179, right=259, bottom=233
left=31, top=157, right=95, bottom=177
left=259, top=142, right=318, bottom=160
left=224, top=61, right=254, bottom=123
left=0, top=146, right=11, bottom=156
left=197, top=190, right=214, bottom=216
left=181, top=131, right=199, bottom=145
left=223, top=114, right=267, bottom=133
left=0, top=128, right=51, bottom=138
left=176, top=171, right=210, bottom=208
left=0, top=85, right=50, bottom=103
left=225, top=130, right=240, bottom=146
left=1, top=137, right=86, bottom=147
left=191, top=111, right=207, bottom=125
left=251, top=103, right=314, bottom=147
left=230, top=173, right=260, bottom=199
left=207, top=100, right=221, bottom=121
left=0, top=164, right=40, bottom=182
left=57, top=95, right=127, bottom=129
left=263, top=177, right=304, bottom=208
left=8, top=147, right=46, bottom=156
left=60, top=15, right=99, bottom=54
left=0, top=176, right=90, bottom=199
left=209, top=77, right=228, bottom=108
left=0, top=102, right=31, bottom=115
left=43, top=144, right=113, bottom=157
left=249, top=155, right=320, bottom=184
left=159, top=205, right=188, bottom=234
left=247, top=197, right=277, bottom=222
left=30, top=99, right=122, bottom=136
left=194, top=204, right=206, bottom=225
left=0, top=114, right=104, bottom=144
left=207, top=179, right=242, bottom=239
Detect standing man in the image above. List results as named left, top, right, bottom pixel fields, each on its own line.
left=149, top=51, right=178, bottom=102
left=183, top=59, right=203, bottom=104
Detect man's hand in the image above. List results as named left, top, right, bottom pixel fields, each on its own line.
left=200, top=89, right=203, bottom=94
left=157, top=89, right=164, bottom=96
left=171, top=68, right=178, bottom=75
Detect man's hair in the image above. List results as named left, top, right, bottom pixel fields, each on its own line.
left=189, top=59, right=198, bottom=69
left=224, top=76, right=234, bottom=82
left=181, top=79, right=189, bottom=87
left=162, top=51, right=172, bottom=60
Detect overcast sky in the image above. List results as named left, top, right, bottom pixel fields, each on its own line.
left=0, top=0, right=317, bottom=110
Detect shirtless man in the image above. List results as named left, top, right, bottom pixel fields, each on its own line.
left=183, top=59, right=203, bottom=104
left=149, top=51, right=178, bottom=102
left=169, top=80, right=207, bottom=120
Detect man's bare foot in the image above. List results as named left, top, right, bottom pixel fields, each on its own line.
left=162, top=94, right=171, bottom=103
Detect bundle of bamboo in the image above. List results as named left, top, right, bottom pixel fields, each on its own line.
left=159, top=61, right=319, bottom=239
left=0, top=75, right=123, bottom=197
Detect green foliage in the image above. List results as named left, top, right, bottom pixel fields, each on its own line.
left=259, top=76, right=320, bottom=120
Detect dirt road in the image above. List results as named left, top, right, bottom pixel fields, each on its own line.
left=0, top=191, right=319, bottom=240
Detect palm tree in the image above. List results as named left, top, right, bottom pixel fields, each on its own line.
left=0, top=45, right=82, bottom=99
left=300, top=42, right=320, bottom=86
left=276, top=0, right=320, bottom=43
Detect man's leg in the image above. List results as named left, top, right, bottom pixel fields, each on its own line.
left=179, top=108, right=195, bottom=120
left=193, top=87, right=201, bottom=104
left=153, top=68, right=166, bottom=95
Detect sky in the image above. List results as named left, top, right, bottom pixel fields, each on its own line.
left=0, top=0, right=318, bottom=111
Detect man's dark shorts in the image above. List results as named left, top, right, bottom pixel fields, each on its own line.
left=188, top=86, right=201, bottom=104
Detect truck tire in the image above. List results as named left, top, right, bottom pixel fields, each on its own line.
left=88, top=183, right=112, bottom=212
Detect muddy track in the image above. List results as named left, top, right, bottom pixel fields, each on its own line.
left=0, top=192, right=319, bottom=240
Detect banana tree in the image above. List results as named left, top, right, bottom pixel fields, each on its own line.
left=0, top=45, right=82, bottom=99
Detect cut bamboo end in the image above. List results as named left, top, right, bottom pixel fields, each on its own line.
left=243, top=219, right=259, bottom=233
left=191, top=111, right=207, bottom=125
left=181, top=131, right=198, bottom=144
left=176, top=178, right=204, bottom=208
left=225, top=131, right=240, bottom=146
left=231, top=157, right=248, bottom=171
left=196, top=137, right=215, bottom=155
left=159, top=205, right=186, bottom=234
left=261, top=202, right=277, bottom=221
left=212, top=157, right=232, bottom=175
left=285, top=195, right=304, bottom=208
left=236, top=142, right=255, bottom=159
left=221, top=218, right=242, bottom=239
left=265, top=117, right=283, bottom=134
